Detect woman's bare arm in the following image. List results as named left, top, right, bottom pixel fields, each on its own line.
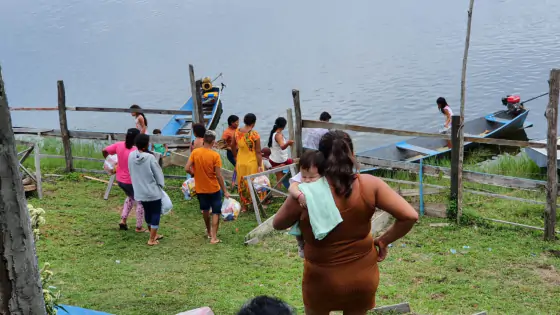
left=275, top=133, right=293, bottom=150
left=273, top=196, right=302, bottom=230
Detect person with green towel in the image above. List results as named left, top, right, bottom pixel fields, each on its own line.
left=287, top=150, right=333, bottom=258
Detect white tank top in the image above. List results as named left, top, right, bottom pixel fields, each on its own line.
left=443, top=106, right=453, bottom=116
left=270, top=131, right=289, bottom=164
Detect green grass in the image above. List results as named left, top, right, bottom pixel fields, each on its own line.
left=30, top=174, right=560, bottom=315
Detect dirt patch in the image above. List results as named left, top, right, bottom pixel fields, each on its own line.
left=431, top=293, right=446, bottom=300
left=536, top=265, right=560, bottom=285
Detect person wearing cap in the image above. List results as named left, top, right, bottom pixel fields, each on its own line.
left=185, top=130, right=230, bottom=244
left=303, top=111, right=332, bottom=149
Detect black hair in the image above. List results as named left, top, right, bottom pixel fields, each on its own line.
left=319, top=111, right=331, bottom=121
left=130, top=104, right=148, bottom=127
left=299, top=150, right=326, bottom=176
left=244, top=113, right=257, bottom=126
left=125, top=128, right=140, bottom=149
left=436, top=97, right=449, bottom=114
left=203, top=130, right=216, bottom=144
left=237, top=296, right=294, bottom=315
left=152, top=129, right=161, bottom=135
left=134, top=133, right=150, bottom=151
left=268, top=117, right=287, bottom=148
left=228, top=115, right=239, bottom=126
left=318, top=130, right=355, bottom=198
left=192, top=123, right=206, bottom=138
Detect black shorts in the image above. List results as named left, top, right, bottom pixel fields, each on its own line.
left=117, top=181, right=134, bottom=198
left=197, top=191, right=223, bottom=214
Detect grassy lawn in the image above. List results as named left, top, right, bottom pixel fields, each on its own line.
left=30, top=174, right=560, bottom=315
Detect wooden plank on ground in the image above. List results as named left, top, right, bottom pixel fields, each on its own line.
left=370, top=302, right=411, bottom=314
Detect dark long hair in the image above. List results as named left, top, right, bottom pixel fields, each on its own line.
left=125, top=128, right=140, bottom=149
left=268, top=117, right=287, bottom=148
left=436, top=97, right=449, bottom=114
left=130, top=104, right=148, bottom=127
left=318, top=130, right=356, bottom=198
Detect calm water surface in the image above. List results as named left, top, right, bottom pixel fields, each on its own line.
left=2, top=0, right=560, bottom=150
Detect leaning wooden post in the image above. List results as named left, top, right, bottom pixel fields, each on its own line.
left=286, top=108, right=297, bottom=175
left=0, top=64, right=47, bottom=312
left=450, top=115, right=460, bottom=218
left=457, top=0, right=475, bottom=224
left=544, top=68, right=560, bottom=241
left=34, top=143, right=43, bottom=199
left=57, top=80, right=73, bottom=172
left=292, top=90, right=303, bottom=163
left=195, top=79, right=204, bottom=124
left=189, top=64, right=203, bottom=124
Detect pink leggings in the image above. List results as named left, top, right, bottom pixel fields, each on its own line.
left=121, top=197, right=144, bottom=229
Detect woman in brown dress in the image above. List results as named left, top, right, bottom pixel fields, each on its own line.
left=273, top=130, right=418, bottom=315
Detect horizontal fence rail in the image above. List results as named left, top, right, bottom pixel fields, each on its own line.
left=10, top=106, right=193, bottom=115
left=303, top=120, right=559, bottom=150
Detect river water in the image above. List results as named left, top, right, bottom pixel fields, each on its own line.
left=2, top=0, right=560, bottom=150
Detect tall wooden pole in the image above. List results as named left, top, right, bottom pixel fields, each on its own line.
left=450, top=115, right=460, bottom=213
left=57, top=80, right=73, bottom=172
left=457, top=0, right=475, bottom=224
left=189, top=64, right=203, bottom=125
left=287, top=108, right=296, bottom=158
left=544, top=69, right=560, bottom=241
left=292, top=90, right=303, bottom=160
left=0, top=65, right=46, bottom=313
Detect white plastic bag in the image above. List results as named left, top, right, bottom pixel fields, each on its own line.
left=181, top=177, right=196, bottom=200
left=221, top=198, right=241, bottom=221
left=161, top=190, right=173, bottom=215
left=252, top=175, right=271, bottom=193
left=103, top=154, right=118, bottom=175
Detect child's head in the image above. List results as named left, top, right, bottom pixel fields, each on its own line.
left=192, top=123, right=206, bottom=138
left=299, top=150, right=325, bottom=183
left=262, top=147, right=271, bottom=158
left=203, top=130, right=217, bottom=145
left=227, top=115, right=240, bottom=129
left=125, top=128, right=140, bottom=149
left=135, top=134, right=150, bottom=151
left=153, top=129, right=162, bottom=135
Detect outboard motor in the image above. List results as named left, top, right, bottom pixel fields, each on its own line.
left=501, top=94, right=523, bottom=115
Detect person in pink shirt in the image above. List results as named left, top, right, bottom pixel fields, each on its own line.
left=103, top=128, right=146, bottom=232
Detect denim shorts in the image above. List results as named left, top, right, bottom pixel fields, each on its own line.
left=197, top=191, right=223, bottom=214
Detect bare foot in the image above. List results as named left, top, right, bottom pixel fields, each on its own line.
left=147, top=240, right=159, bottom=246
left=210, top=239, right=221, bottom=245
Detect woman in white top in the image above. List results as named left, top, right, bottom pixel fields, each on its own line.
left=267, top=117, right=294, bottom=188
left=130, top=104, right=147, bottom=134
left=437, top=97, right=453, bottom=130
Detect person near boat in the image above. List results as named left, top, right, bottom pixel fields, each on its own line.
left=191, top=123, right=206, bottom=152
left=151, top=129, right=169, bottom=157
left=268, top=117, right=294, bottom=189
left=185, top=130, right=230, bottom=244
left=437, top=97, right=453, bottom=132
left=273, top=130, right=418, bottom=314
left=130, top=104, right=147, bottom=134
left=129, top=133, right=166, bottom=246
left=231, top=113, right=263, bottom=212
left=102, top=128, right=146, bottom=232
left=222, top=115, right=240, bottom=190
left=303, top=111, right=331, bottom=149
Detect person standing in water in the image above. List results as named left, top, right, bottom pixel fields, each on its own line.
left=436, top=97, right=453, bottom=131
left=130, top=104, right=148, bottom=134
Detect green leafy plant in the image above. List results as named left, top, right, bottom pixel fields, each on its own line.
left=29, top=204, right=64, bottom=315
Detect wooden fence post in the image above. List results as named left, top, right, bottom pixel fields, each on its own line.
left=57, top=80, right=73, bottom=172
left=287, top=108, right=297, bottom=175
left=189, top=64, right=203, bottom=125
left=450, top=115, right=460, bottom=218
left=34, top=144, right=43, bottom=199
left=545, top=69, right=560, bottom=241
left=292, top=90, right=303, bottom=161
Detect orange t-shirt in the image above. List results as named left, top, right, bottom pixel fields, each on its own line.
left=189, top=147, right=222, bottom=194
left=221, top=127, right=236, bottom=149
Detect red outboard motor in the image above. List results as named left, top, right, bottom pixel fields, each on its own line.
left=501, top=94, right=523, bottom=115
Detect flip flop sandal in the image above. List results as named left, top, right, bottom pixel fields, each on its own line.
left=119, top=223, right=128, bottom=231
left=210, top=239, right=222, bottom=245
left=156, top=235, right=164, bottom=240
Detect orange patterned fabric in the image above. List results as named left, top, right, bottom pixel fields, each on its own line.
left=235, top=129, right=260, bottom=206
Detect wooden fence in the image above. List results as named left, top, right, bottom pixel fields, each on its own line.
left=291, top=69, right=560, bottom=240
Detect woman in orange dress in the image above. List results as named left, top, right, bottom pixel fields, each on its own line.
left=231, top=113, right=263, bottom=212
left=273, top=130, right=418, bottom=315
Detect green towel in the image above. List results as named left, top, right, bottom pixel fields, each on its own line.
left=289, top=177, right=343, bottom=240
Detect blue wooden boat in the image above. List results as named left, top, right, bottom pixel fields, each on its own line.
left=358, top=108, right=529, bottom=163
left=161, top=82, right=224, bottom=137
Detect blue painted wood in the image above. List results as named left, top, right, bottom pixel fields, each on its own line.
left=57, top=305, right=113, bottom=315
left=396, top=142, right=439, bottom=155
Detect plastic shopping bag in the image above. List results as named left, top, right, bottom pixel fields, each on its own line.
left=252, top=175, right=271, bottom=193
left=103, top=154, right=118, bottom=175
left=221, top=198, right=241, bottom=221
left=181, top=177, right=196, bottom=200
left=161, top=190, right=173, bottom=215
